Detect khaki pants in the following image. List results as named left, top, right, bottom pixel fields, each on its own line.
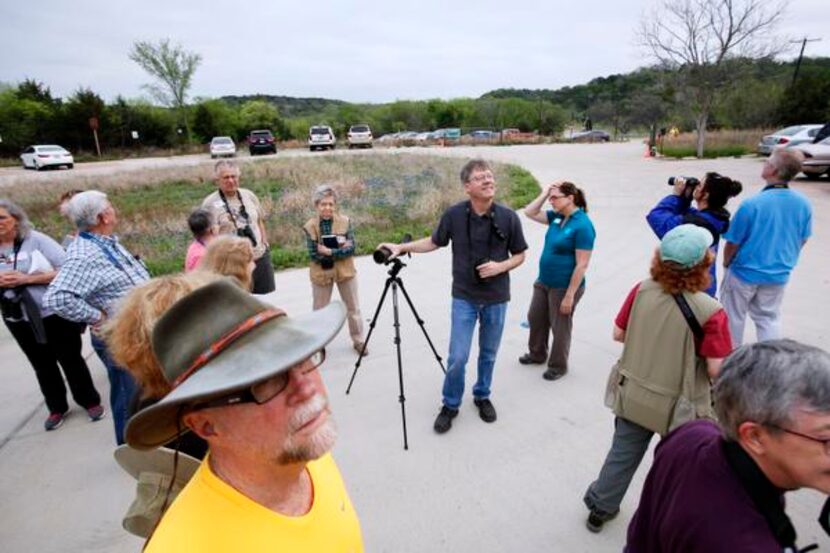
left=312, top=277, right=364, bottom=345
left=526, top=281, right=585, bottom=369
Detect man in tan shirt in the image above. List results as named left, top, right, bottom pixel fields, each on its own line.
left=201, top=160, right=275, bottom=294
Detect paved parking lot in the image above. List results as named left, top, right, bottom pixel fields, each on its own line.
left=1, top=141, right=828, bottom=552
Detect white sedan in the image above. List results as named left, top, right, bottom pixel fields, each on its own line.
left=209, top=136, right=236, bottom=158
left=20, top=145, right=74, bottom=170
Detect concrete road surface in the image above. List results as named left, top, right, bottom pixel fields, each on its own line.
left=1, top=141, right=828, bottom=552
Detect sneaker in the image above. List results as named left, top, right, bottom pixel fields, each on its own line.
left=543, top=367, right=567, bottom=381
left=473, top=398, right=497, bottom=423
left=44, top=412, right=66, bottom=431
left=433, top=406, right=459, bottom=434
left=86, top=405, right=105, bottom=422
left=353, top=341, right=369, bottom=355
left=518, top=353, right=544, bottom=365
left=586, top=508, right=619, bottom=533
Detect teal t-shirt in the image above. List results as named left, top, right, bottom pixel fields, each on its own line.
left=538, top=209, right=596, bottom=289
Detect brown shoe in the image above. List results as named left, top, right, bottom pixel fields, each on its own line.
left=354, top=341, right=368, bottom=355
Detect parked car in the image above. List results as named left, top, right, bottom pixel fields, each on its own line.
left=791, top=136, right=830, bottom=180
left=757, top=124, right=823, bottom=155
left=347, top=124, right=373, bottom=148
left=20, top=145, right=74, bottom=170
left=570, top=130, right=610, bottom=142
left=501, top=128, right=521, bottom=138
left=209, top=136, right=236, bottom=158
left=468, top=130, right=497, bottom=140
left=248, top=130, right=277, bottom=155
left=309, top=125, right=336, bottom=151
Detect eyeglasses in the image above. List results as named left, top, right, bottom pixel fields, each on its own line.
left=548, top=194, right=566, bottom=200
left=192, top=349, right=326, bottom=411
left=766, top=423, right=830, bottom=455
left=468, top=172, right=494, bottom=184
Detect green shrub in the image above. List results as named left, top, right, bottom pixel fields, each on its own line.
left=661, top=145, right=749, bottom=159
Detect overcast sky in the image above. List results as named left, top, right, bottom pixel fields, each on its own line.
left=2, top=0, right=828, bottom=104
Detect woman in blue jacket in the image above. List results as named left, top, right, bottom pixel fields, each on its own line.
left=646, top=173, right=742, bottom=296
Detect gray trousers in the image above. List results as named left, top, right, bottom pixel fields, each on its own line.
left=719, top=269, right=786, bottom=347
left=526, top=282, right=584, bottom=369
left=584, top=417, right=654, bottom=514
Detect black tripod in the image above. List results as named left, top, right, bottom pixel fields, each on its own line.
left=346, top=258, right=446, bottom=449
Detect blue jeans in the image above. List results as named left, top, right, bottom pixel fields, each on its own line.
left=442, top=298, right=507, bottom=409
left=91, top=334, right=137, bottom=445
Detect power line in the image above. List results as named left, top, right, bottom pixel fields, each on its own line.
left=790, top=37, right=822, bottom=86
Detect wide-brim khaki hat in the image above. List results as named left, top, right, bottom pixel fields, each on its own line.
left=125, top=278, right=346, bottom=450
left=114, top=445, right=202, bottom=538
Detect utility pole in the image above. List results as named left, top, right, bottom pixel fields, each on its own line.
left=790, top=37, right=821, bottom=86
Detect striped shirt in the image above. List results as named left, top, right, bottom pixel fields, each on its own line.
left=43, top=232, right=150, bottom=324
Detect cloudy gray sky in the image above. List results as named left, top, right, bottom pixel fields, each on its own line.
left=2, top=0, right=828, bottom=104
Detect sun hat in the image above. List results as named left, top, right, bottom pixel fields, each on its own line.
left=125, top=278, right=346, bottom=450
left=114, top=445, right=201, bottom=538
left=659, top=224, right=713, bottom=268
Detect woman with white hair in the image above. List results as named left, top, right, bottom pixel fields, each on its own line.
left=0, top=198, right=103, bottom=431
left=303, top=184, right=366, bottom=354
left=44, top=190, right=150, bottom=444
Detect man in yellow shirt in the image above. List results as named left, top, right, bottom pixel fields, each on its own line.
left=125, top=279, right=363, bottom=552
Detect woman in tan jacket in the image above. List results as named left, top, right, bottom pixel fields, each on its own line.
left=303, top=184, right=366, bottom=354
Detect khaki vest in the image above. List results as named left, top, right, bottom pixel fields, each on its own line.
left=610, top=279, right=721, bottom=435
left=303, top=214, right=356, bottom=286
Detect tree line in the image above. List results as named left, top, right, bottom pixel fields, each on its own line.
left=1, top=57, right=828, bottom=159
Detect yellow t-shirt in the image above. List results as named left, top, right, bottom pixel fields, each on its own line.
left=145, top=453, right=363, bottom=552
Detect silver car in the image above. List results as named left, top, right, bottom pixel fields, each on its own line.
left=209, top=136, right=236, bottom=158
left=20, top=145, right=74, bottom=170
left=757, top=124, right=823, bottom=155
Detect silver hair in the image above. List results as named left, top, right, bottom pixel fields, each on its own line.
left=312, top=184, right=337, bottom=206
left=214, top=159, right=239, bottom=175
left=66, top=190, right=110, bottom=231
left=0, top=199, right=33, bottom=239
left=768, top=149, right=804, bottom=182
left=714, top=339, right=830, bottom=441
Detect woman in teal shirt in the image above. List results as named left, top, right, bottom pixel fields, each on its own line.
left=520, top=181, right=596, bottom=380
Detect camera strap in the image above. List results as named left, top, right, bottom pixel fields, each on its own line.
left=465, top=202, right=499, bottom=270
left=218, top=189, right=249, bottom=232
left=79, top=232, right=147, bottom=286
left=671, top=293, right=704, bottom=342
left=763, top=183, right=789, bottom=191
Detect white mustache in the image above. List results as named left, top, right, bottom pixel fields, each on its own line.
left=288, top=394, right=328, bottom=431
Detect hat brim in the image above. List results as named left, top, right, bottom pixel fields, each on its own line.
left=126, top=301, right=346, bottom=450
left=114, top=445, right=201, bottom=482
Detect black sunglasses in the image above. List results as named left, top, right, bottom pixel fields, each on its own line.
left=192, top=349, right=326, bottom=411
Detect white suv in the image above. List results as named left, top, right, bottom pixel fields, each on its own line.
left=308, top=125, right=336, bottom=151
left=347, top=124, right=373, bottom=148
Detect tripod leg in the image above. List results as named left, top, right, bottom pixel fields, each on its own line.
left=396, top=278, right=447, bottom=374
left=391, top=282, right=409, bottom=450
left=346, top=276, right=394, bottom=394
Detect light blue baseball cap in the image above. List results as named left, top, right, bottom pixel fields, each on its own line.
left=659, top=224, right=713, bottom=268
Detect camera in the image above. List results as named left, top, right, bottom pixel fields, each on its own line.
left=0, top=289, right=25, bottom=322
left=473, top=257, right=491, bottom=284
left=373, top=234, right=412, bottom=265
left=236, top=225, right=257, bottom=247
left=667, top=176, right=700, bottom=199
left=373, top=247, right=393, bottom=265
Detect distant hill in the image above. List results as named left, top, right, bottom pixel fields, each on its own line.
left=481, top=57, right=830, bottom=113
left=220, top=94, right=347, bottom=117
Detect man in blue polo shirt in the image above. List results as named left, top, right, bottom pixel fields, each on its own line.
left=721, top=149, right=812, bottom=346
left=379, top=159, right=527, bottom=434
